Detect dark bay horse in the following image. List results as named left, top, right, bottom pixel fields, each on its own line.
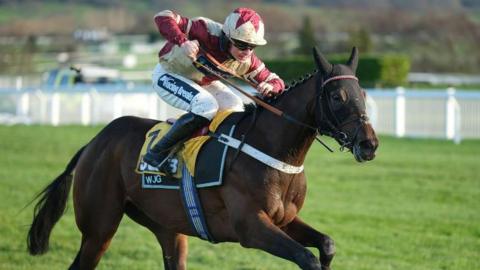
left=27, top=47, right=378, bottom=270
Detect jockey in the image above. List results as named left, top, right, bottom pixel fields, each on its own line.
left=143, top=7, right=285, bottom=171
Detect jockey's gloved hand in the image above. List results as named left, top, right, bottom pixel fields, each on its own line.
left=257, top=82, right=280, bottom=98
left=181, top=40, right=199, bottom=60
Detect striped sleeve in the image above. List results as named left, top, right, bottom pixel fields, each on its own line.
left=154, top=10, right=190, bottom=45
left=244, top=55, right=285, bottom=93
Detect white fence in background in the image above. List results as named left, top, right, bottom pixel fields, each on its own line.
left=408, top=72, right=480, bottom=85
left=1, top=85, right=184, bottom=126
left=365, top=87, right=472, bottom=143
left=1, top=85, right=480, bottom=142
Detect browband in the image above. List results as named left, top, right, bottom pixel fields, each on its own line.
left=321, top=75, right=358, bottom=87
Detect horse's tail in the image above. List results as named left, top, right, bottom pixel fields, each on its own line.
left=27, top=145, right=86, bottom=255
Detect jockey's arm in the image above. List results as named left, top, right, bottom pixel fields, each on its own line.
left=154, top=10, right=190, bottom=46
left=244, top=55, right=285, bottom=96
left=258, top=77, right=284, bottom=95
left=154, top=11, right=205, bottom=60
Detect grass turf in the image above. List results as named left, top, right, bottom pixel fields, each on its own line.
left=0, top=125, right=478, bottom=270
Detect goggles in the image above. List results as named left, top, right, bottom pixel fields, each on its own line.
left=229, top=38, right=257, bottom=51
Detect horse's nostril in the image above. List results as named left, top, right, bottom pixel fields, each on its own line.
left=354, top=140, right=377, bottom=161
left=359, top=139, right=377, bottom=152
left=359, top=140, right=371, bottom=149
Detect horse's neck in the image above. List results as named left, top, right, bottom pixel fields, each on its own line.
left=247, top=78, right=318, bottom=166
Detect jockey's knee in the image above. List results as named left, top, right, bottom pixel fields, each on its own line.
left=227, top=95, right=245, bottom=112
left=190, top=92, right=219, bottom=120
left=205, top=81, right=244, bottom=112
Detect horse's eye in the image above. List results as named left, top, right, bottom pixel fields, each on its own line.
left=332, top=89, right=348, bottom=102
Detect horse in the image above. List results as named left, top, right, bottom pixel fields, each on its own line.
left=27, top=47, right=378, bottom=270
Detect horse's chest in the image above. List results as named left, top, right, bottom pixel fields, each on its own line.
left=267, top=201, right=300, bottom=227
left=265, top=177, right=306, bottom=227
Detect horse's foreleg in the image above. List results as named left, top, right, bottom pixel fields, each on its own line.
left=283, top=216, right=335, bottom=270
left=155, top=232, right=188, bottom=270
left=233, top=211, right=322, bottom=270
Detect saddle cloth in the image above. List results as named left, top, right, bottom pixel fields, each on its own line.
left=135, top=110, right=241, bottom=189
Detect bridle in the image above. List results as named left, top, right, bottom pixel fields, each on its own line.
left=313, top=73, right=370, bottom=152
left=268, top=71, right=368, bottom=153
left=321, top=75, right=358, bottom=88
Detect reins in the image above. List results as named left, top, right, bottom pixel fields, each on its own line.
left=192, top=50, right=359, bottom=152
left=193, top=51, right=323, bottom=132
left=192, top=57, right=283, bottom=116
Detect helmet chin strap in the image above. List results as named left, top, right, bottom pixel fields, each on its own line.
left=218, top=32, right=241, bottom=61
left=220, top=31, right=230, bottom=53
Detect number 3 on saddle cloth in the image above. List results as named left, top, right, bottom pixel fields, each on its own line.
left=135, top=110, right=241, bottom=190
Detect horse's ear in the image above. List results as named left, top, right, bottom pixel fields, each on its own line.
left=347, top=47, right=359, bottom=73
left=313, top=47, right=332, bottom=75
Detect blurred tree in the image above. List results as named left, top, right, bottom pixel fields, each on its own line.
left=19, top=35, right=37, bottom=73
left=296, top=16, right=317, bottom=56
left=24, top=35, right=37, bottom=54
left=147, top=30, right=160, bottom=43
left=348, top=28, right=373, bottom=54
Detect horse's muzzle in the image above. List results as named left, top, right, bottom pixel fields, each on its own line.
left=353, top=137, right=378, bottom=162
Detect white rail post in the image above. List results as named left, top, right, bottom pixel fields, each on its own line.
left=445, top=87, right=461, bottom=143
left=90, top=88, right=99, bottom=125
left=454, top=101, right=461, bottom=144
left=81, top=92, right=92, bottom=125
left=50, top=92, right=60, bottom=126
left=15, top=77, right=29, bottom=118
left=395, top=87, right=406, bottom=137
left=15, top=76, right=22, bottom=89
left=113, top=93, right=123, bottom=119
left=17, top=92, right=30, bottom=118
left=366, top=94, right=378, bottom=129
left=36, top=89, right=47, bottom=124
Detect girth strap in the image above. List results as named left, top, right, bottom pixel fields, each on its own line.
left=179, top=165, right=216, bottom=243
left=216, top=134, right=304, bottom=174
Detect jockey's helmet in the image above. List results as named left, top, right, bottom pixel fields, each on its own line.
left=222, top=8, right=267, bottom=46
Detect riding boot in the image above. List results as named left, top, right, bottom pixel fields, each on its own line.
left=143, top=112, right=210, bottom=172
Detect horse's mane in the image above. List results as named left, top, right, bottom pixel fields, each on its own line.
left=240, top=69, right=318, bottom=116
left=266, top=69, right=318, bottom=106
left=285, top=70, right=318, bottom=91
left=267, top=62, right=348, bottom=105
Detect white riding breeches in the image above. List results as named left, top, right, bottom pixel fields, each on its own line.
left=152, top=64, right=244, bottom=120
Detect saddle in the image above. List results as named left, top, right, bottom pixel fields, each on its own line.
left=135, top=110, right=241, bottom=189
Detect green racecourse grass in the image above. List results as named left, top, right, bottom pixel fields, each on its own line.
left=0, top=125, right=479, bottom=270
